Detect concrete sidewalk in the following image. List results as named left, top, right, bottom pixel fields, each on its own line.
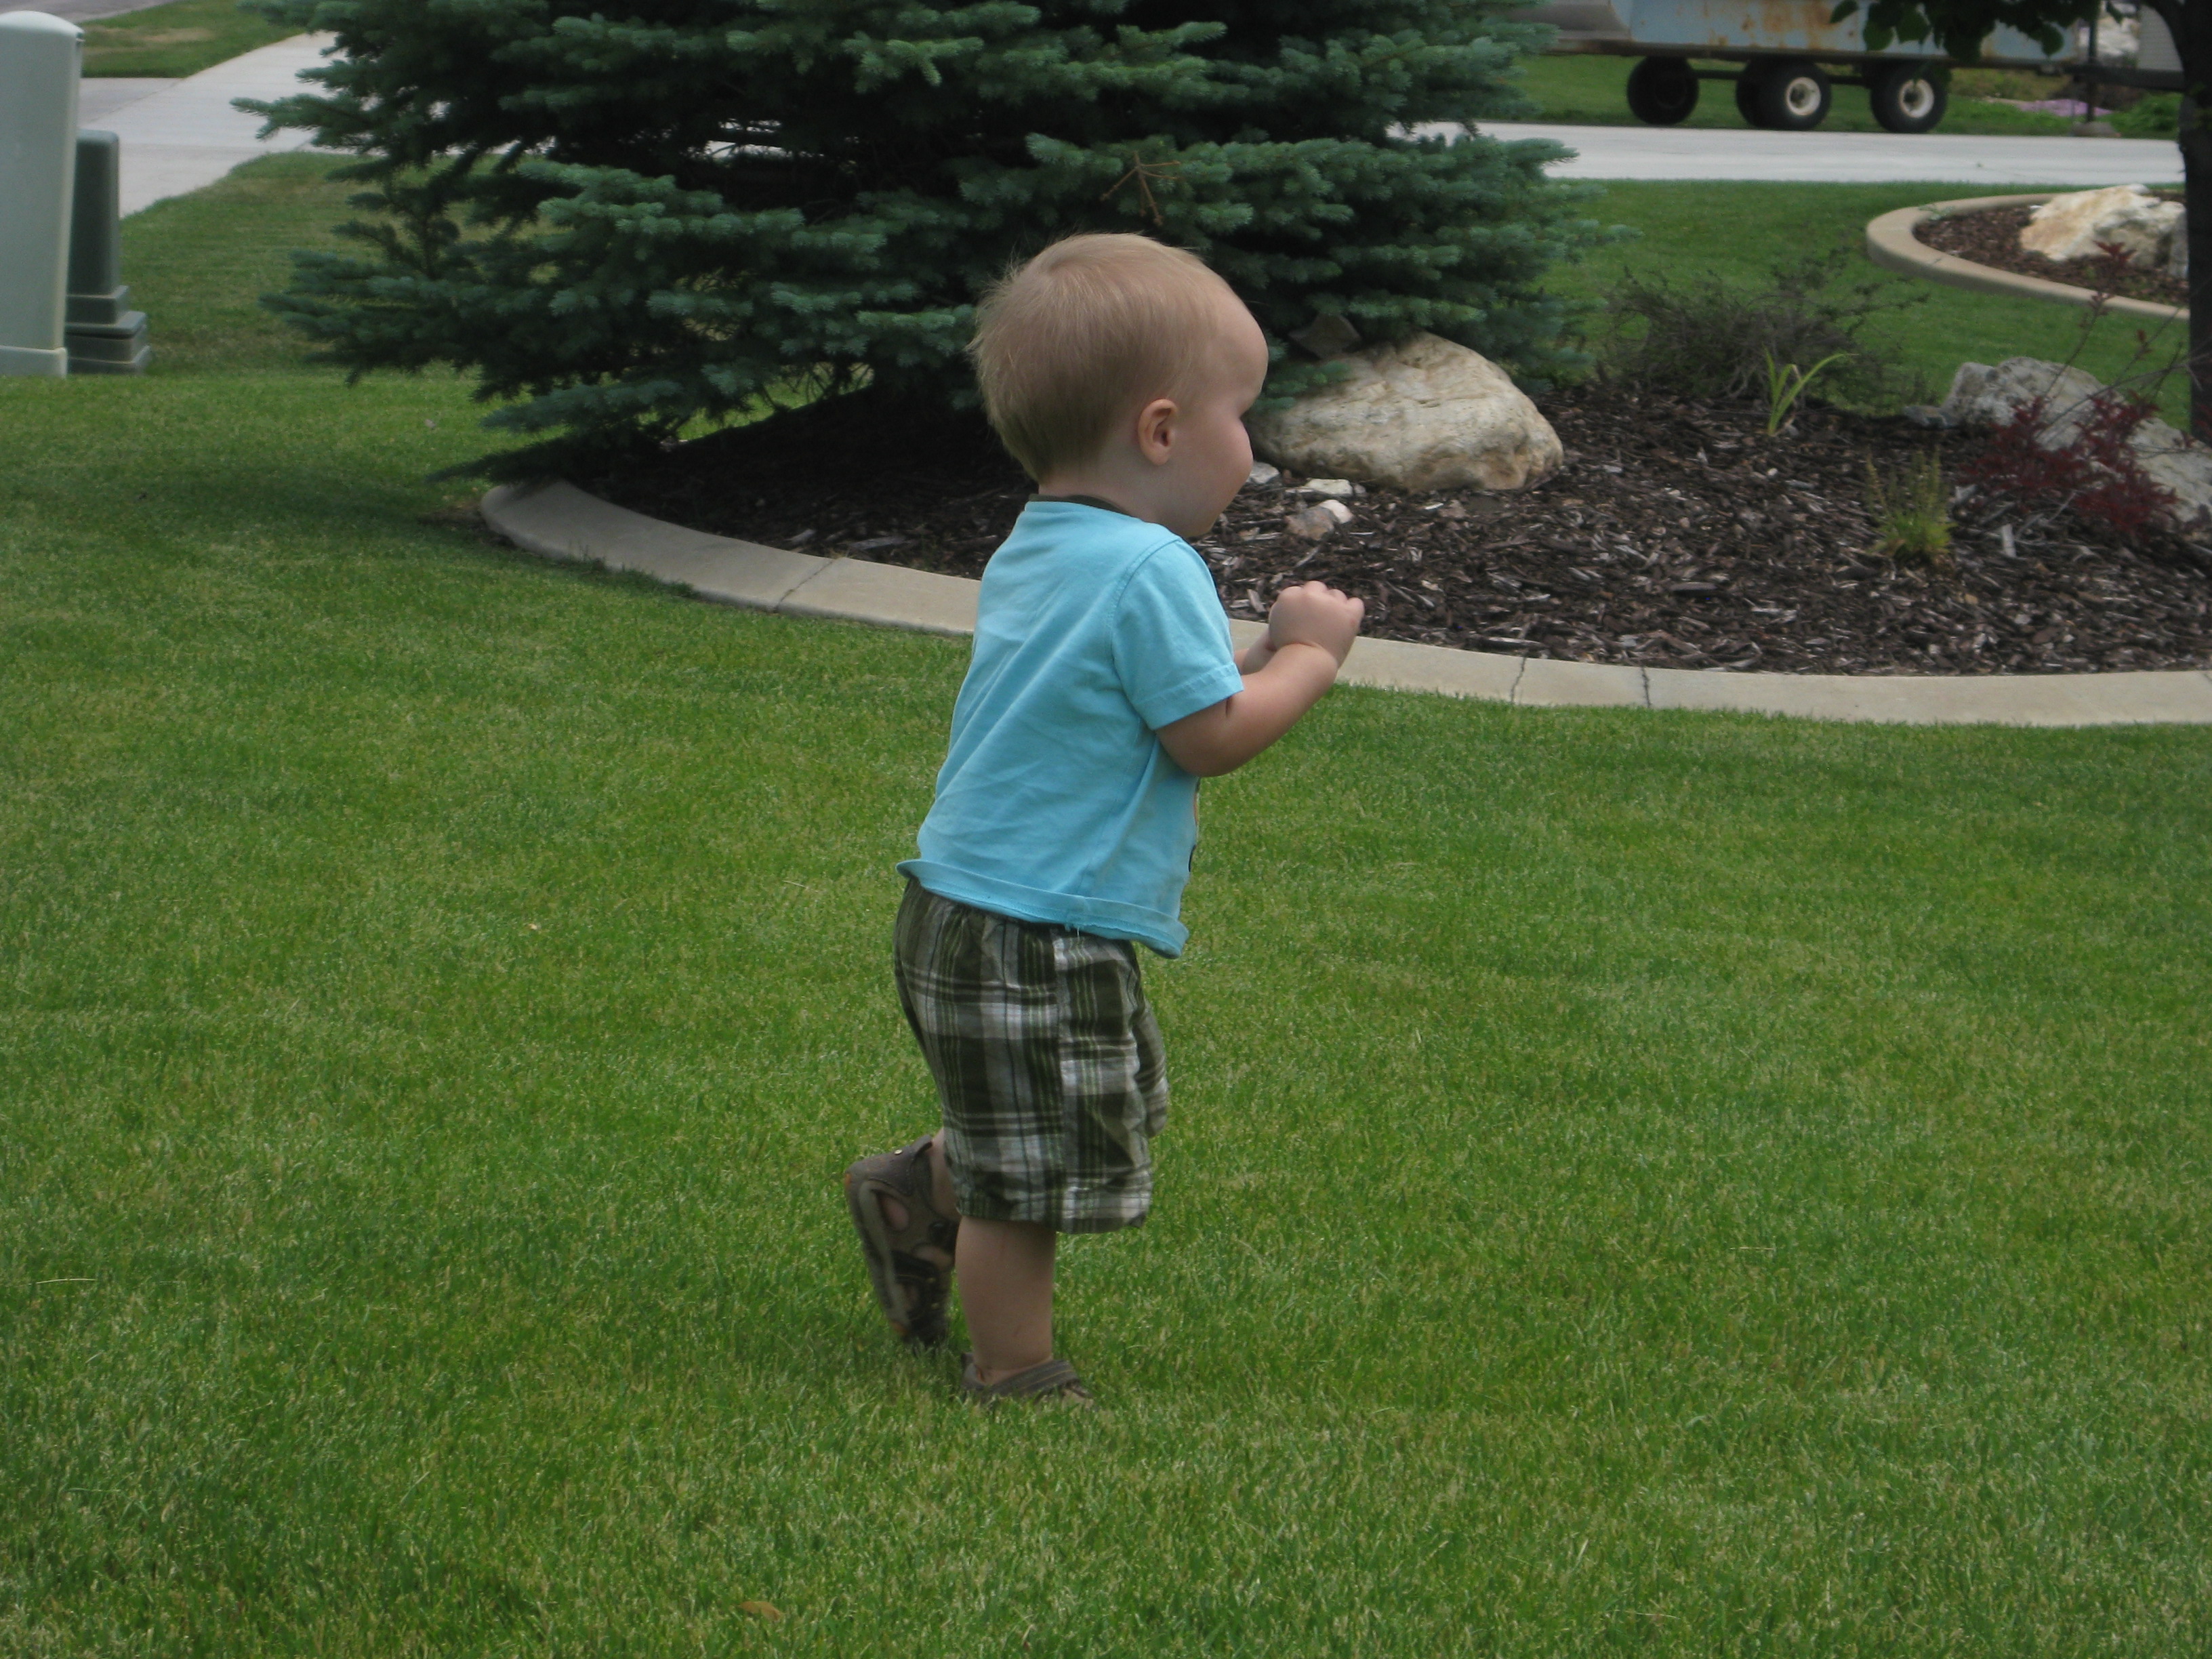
left=1431, top=121, right=2182, bottom=186
left=76, top=33, right=335, bottom=216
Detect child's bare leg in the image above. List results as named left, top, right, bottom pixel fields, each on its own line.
left=956, top=1217, right=1056, bottom=1384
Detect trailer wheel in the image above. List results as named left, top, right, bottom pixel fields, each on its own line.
left=1625, top=56, right=1700, bottom=125
left=1869, top=62, right=1946, bottom=133
left=1752, top=58, right=1831, bottom=131
left=1734, top=66, right=1764, bottom=126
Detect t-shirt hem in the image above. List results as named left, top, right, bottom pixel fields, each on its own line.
left=896, top=861, right=1189, bottom=957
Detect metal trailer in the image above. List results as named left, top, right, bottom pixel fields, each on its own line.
left=1517, top=0, right=2120, bottom=134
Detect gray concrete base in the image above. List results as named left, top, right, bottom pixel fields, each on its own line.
left=480, top=480, right=2212, bottom=727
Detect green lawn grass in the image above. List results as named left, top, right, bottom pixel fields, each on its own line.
left=1515, top=52, right=2081, bottom=137
left=4, top=157, right=2211, bottom=1656
left=81, top=0, right=293, bottom=79
left=1554, top=180, right=2196, bottom=425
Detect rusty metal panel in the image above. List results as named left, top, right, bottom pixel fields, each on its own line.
left=1522, top=0, right=2074, bottom=66
left=1629, top=0, right=1870, bottom=52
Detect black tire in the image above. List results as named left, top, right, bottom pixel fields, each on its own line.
left=1868, top=61, right=1946, bottom=133
left=1753, top=58, right=1832, bottom=131
left=1625, top=56, right=1700, bottom=125
left=1734, top=64, right=1765, bottom=126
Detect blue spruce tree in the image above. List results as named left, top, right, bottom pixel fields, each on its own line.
left=247, top=1, right=1601, bottom=474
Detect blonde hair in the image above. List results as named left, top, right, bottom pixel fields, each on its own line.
left=968, top=233, right=1242, bottom=480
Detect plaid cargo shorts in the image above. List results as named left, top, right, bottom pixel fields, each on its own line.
left=894, top=879, right=1168, bottom=1234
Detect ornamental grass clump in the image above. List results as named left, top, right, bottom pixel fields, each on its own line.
left=1864, top=449, right=1952, bottom=567
left=243, top=0, right=1607, bottom=479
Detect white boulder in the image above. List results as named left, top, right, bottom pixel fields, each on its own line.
left=1941, top=356, right=2106, bottom=440
left=1244, top=331, right=1562, bottom=493
left=2019, top=184, right=2183, bottom=265
left=1942, top=356, right=2212, bottom=533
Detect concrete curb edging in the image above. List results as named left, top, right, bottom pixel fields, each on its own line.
left=479, top=480, right=2212, bottom=727
left=1866, top=194, right=2188, bottom=323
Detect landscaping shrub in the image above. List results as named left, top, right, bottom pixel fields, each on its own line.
left=1961, top=388, right=2177, bottom=537
left=244, top=1, right=1604, bottom=478
left=1598, top=249, right=1925, bottom=410
left=2112, top=92, right=2182, bottom=139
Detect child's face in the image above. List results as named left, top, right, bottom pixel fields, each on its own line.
left=1152, top=295, right=1271, bottom=540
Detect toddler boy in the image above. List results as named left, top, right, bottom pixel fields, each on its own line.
left=844, top=233, right=1364, bottom=1404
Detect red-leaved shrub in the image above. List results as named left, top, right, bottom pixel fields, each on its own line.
left=1961, top=388, right=2177, bottom=536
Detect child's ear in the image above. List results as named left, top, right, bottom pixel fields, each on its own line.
left=1134, top=396, right=1178, bottom=466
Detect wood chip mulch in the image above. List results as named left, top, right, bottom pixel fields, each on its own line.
left=1915, top=199, right=2188, bottom=311
left=587, top=384, right=2212, bottom=676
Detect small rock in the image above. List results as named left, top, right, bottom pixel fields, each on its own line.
left=1437, top=501, right=1471, bottom=520
left=1288, top=313, right=1363, bottom=359
left=2019, top=184, right=2182, bottom=264
left=1284, top=504, right=1340, bottom=541
left=1244, top=462, right=1282, bottom=491
left=1245, top=331, right=1562, bottom=492
left=1317, top=497, right=1354, bottom=525
left=1295, top=477, right=1357, bottom=499
left=1900, top=405, right=1953, bottom=430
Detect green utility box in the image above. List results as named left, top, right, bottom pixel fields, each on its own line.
left=66, top=131, right=150, bottom=374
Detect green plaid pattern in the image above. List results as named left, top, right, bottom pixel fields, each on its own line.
left=894, top=880, right=1168, bottom=1234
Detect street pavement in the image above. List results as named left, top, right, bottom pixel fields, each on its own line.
left=53, top=33, right=2187, bottom=220
left=1433, top=121, right=2182, bottom=186
left=0, top=1, right=175, bottom=17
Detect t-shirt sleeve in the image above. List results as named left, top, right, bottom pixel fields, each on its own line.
left=1111, top=541, right=1247, bottom=731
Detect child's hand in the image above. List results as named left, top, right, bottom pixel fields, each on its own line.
left=1265, top=581, right=1364, bottom=667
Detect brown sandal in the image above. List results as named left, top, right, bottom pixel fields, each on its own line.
left=961, top=1354, right=1096, bottom=1408
left=844, top=1135, right=960, bottom=1349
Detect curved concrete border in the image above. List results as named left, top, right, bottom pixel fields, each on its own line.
left=480, top=480, right=2212, bottom=726
left=1866, top=194, right=2188, bottom=324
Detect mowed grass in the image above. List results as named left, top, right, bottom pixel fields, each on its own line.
left=81, top=0, right=293, bottom=79
left=1552, top=180, right=2197, bottom=426
left=1514, top=52, right=2080, bottom=136
left=4, top=157, right=2212, bottom=1656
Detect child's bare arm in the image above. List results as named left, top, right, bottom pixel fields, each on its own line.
left=1157, top=582, right=1363, bottom=777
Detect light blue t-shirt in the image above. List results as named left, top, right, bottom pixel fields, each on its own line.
left=898, top=498, right=1246, bottom=956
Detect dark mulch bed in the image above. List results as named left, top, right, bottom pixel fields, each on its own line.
left=1917, top=199, right=2188, bottom=311
left=588, top=384, right=2212, bottom=676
